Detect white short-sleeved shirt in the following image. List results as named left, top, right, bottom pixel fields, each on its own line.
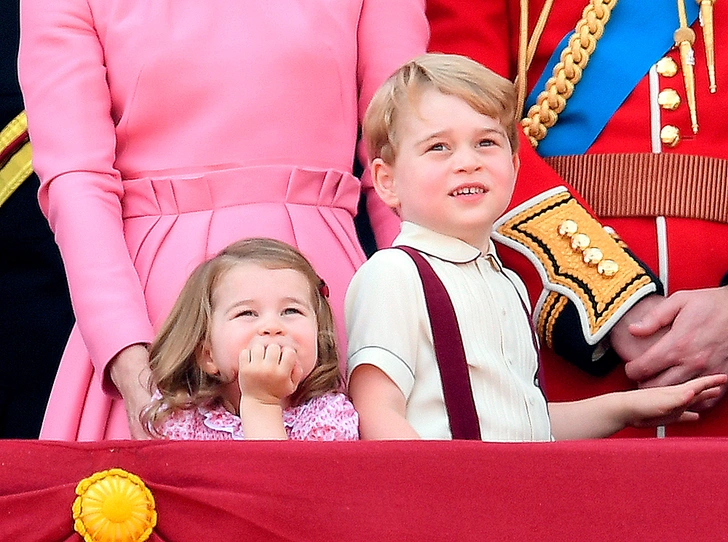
left=346, top=222, right=552, bottom=441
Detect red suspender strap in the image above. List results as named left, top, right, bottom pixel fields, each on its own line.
left=396, top=246, right=482, bottom=440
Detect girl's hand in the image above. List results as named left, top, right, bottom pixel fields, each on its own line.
left=238, top=344, right=304, bottom=406
left=624, top=373, right=728, bottom=428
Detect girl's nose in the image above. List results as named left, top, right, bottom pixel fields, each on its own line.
left=258, top=315, right=284, bottom=335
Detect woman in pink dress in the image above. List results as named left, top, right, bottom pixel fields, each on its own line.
left=18, top=0, right=428, bottom=440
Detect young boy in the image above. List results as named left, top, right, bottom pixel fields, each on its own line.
left=345, top=53, right=726, bottom=441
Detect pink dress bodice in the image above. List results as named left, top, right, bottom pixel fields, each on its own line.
left=158, top=393, right=359, bottom=441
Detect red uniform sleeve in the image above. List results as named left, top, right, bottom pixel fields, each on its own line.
left=427, top=0, right=663, bottom=375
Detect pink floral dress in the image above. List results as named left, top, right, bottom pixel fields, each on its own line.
left=158, top=393, right=358, bottom=441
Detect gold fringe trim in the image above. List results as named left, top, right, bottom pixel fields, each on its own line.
left=537, top=291, right=567, bottom=348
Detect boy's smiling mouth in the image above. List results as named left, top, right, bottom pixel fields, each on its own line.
left=449, top=185, right=486, bottom=197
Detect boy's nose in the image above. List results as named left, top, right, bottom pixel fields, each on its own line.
left=453, top=147, right=482, bottom=173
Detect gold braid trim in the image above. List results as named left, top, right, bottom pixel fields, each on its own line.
left=521, top=0, right=618, bottom=148
left=536, top=291, right=567, bottom=349
left=495, top=189, right=654, bottom=338
left=0, top=111, right=33, bottom=208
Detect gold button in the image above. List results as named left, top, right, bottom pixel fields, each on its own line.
left=660, top=125, right=681, bottom=147
left=583, top=247, right=604, bottom=265
left=598, top=259, right=619, bottom=277
left=656, top=57, right=678, bottom=77
left=558, top=219, right=578, bottom=237
left=571, top=233, right=590, bottom=251
left=657, top=88, right=681, bottom=110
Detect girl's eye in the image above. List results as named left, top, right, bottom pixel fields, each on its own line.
left=236, top=309, right=255, bottom=318
left=283, top=307, right=303, bottom=315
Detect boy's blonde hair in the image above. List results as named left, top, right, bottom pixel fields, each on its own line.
left=141, top=238, right=341, bottom=436
left=363, top=52, right=520, bottom=165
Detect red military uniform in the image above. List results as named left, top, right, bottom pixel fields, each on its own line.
left=429, top=0, right=728, bottom=436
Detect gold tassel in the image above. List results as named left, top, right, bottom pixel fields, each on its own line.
left=676, top=0, right=699, bottom=133
left=697, top=0, right=717, bottom=92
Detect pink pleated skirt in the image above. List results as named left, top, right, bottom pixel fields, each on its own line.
left=41, top=165, right=366, bottom=440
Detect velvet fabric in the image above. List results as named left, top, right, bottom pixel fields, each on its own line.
left=1, top=439, right=726, bottom=540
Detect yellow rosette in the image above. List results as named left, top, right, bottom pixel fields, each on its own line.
left=73, top=468, right=157, bottom=542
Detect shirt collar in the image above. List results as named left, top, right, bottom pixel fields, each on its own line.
left=392, top=222, right=501, bottom=265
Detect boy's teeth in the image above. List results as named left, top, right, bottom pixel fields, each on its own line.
left=452, top=187, right=484, bottom=196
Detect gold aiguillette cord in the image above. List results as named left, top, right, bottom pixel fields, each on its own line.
left=697, top=0, right=717, bottom=92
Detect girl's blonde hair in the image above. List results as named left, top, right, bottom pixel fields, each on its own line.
left=363, top=52, right=520, bottom=165
left=141, top=238, right=341, bottom=436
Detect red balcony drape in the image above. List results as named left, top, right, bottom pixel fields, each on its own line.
left=1, top=439, right=727, bottom=541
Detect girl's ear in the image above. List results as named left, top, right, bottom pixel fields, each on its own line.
left=197, top=342, right=219, bottom=376
left=371, top=158, right=400, bottom=210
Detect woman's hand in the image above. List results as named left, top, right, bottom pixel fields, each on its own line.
left=109, top=343, right=153, bottom=439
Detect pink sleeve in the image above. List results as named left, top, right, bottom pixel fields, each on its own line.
left=18, top=0, right=154, bottom=393
left=356, top=0, right=429, bottom=248
left=289, top=394, right=359, bottom=441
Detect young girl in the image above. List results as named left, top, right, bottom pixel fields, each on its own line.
left=142, top=238, right=358, bottom=441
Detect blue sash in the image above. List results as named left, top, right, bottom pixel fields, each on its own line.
left=525, top=0, right=699, bottom=157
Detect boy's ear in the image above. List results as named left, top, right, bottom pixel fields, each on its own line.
left=371, top=158, right=400, bottom=209
left=197, top=343, right=219, bottom=376
left=512, top=153, right=521, bottom=178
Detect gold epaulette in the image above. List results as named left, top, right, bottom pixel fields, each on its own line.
left=493, top=187, right=658, bottom=345
left=0, top=111, right=33, bottom=208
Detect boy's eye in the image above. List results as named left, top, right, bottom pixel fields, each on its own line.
left=427, top=142, right=446, bottom=152
left=478, top=138, right=495, bottom=147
